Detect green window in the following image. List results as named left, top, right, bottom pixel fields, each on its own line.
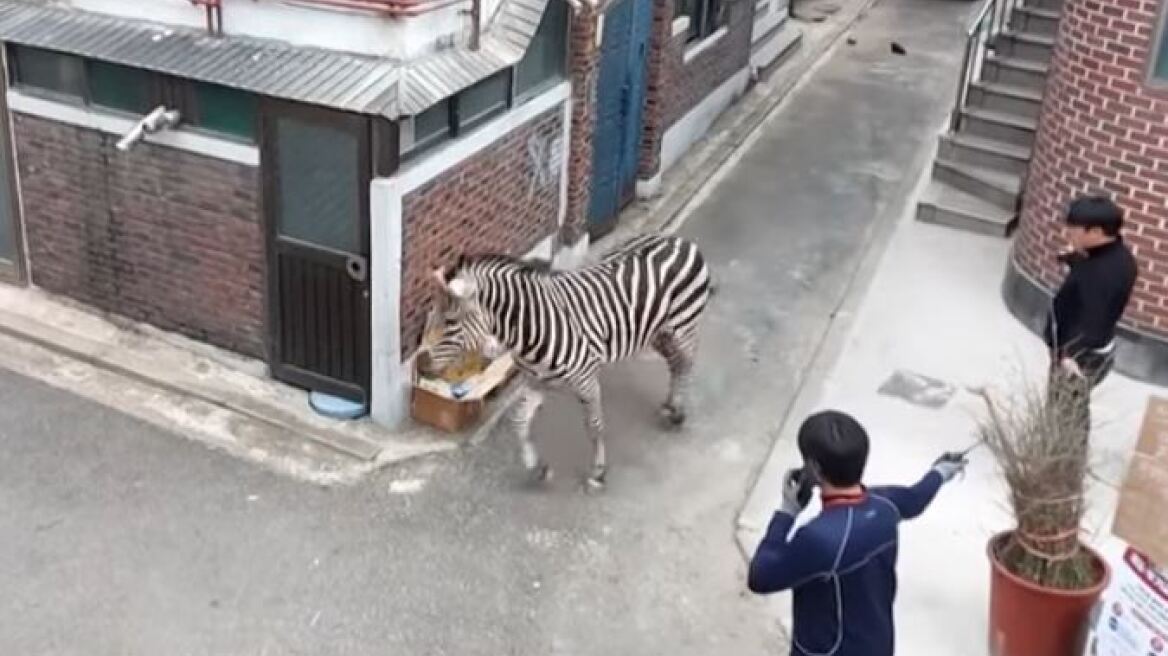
left=87, top=61, right=156, bottom=114
left=410, top=98, right=452, bottom=153
left=457, top=71, right=510, bottom=131
left=1154, top=13, right=1168, bottom=81
left=514, top=0, right=568, bottom=99
left=190, top=82, right=257, bottom=141
left=9, top=46, right=85, bottom=99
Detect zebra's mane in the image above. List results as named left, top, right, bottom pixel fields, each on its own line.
left=451, top=253, right=552, bottom=279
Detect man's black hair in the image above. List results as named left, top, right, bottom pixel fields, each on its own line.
left=796, top=410, right=870, bottom=487
left=1066, top=195, right=1124, bottom=237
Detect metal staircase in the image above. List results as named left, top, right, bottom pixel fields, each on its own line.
left=916, top=0, right=1062, bottom=236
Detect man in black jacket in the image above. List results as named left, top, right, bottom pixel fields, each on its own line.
left=1044, top=195, right=1138, bottom=439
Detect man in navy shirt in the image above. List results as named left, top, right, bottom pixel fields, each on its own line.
left=747, top=410, right=966, bottom=656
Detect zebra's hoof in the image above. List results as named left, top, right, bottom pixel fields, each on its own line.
left=658, top=404, right=687, bottom=429
left=527, top=463, right=554, bottom=486
left=584, top=468, right=607, bottom=492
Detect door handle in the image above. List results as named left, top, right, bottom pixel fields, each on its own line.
left=346, top=255, right=368, bottom=283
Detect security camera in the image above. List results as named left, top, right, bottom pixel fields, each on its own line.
left=116, top=105, right=182, bottom=152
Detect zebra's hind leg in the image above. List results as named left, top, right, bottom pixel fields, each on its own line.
left=573, top=376, right=608, bottom=491
left=510, top=385, right=552, bottom=484
left=652, top=329, right=696, bottom=430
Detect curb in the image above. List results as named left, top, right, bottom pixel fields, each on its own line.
left=733, top=123, right=945, bottom=558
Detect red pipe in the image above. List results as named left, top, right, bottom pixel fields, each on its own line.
left=293, top=0, right=467, bottom=16
left=189, top=0, right=465, bottom=19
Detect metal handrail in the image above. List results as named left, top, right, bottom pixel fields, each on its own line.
left=949, top=0, right=1023, bottom=132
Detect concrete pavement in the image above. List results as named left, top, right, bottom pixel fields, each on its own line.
left=736, top=195, right=1158, bottom=655
left=0, top=0, right=978, bottom=652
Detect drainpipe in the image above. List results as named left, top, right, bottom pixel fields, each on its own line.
left=462, top=0, right=481, bottom=50
left=189, top=0, right=223, bottom=34
left=277, top=0, right=471, bottom=17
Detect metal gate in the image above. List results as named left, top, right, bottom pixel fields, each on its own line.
left=588, top=0, right=652, bottom=235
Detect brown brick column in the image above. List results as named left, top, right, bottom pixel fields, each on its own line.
left=563, top=4, right=601, bottom=247
left=1006, top=0, right=1168, bottom=381
left=639, top=0, right=675, bottom=179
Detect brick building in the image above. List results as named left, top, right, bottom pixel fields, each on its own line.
left=1003, top=0, right=1168, bottom=383
left=0, top=0, right=798, bottom=428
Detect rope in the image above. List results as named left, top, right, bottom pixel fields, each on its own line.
left=1015, top=527, right=1082, bottom=563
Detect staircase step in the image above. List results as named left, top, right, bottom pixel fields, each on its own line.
left=939, top=132, right=1031, bottom=175
left=1025, top=0, right=1063, bottom=12
left=1010, top=5, right=1060, bottom=37
left=960, top=106, right=1038, bottom=148
left=981, top=53, right=1049, bottom=93
left=967, top=80, right=1044, bottom=120
left=993, top=30, right=1056, bottom=64
left=917, top=180, right=1015, bottom=237
left=933, top=157, right=1023, bottom=210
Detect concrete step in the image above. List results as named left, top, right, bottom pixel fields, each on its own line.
left=938, top=132, right=1031, bottom=175
left=959, top=106, right=1038, bottom=148
left=933, top=157, right=1023, bottom=210
left=993, top=30, right=1056, bottom=64
left=981, top=53, right=1049, bottom=93
left=966, top=80, right=1044, bottom=120
left=1024, top=0, right=1063, bottom=12
left=752, top=20, right=802, bottom=74
left=916, top=180, right=1015, bottom=237
left=753, top=4, right=787, bottom=45
left=1009, top=5, right=1060, bottom=37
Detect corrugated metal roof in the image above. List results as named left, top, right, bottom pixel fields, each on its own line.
left=0, top=0, right=550, bottom=119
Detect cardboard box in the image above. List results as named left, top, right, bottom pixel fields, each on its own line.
left=1111, top=396, right=1168, bottom=567
left=410, top=353, right=515, bottom=433
left=411, top=386, right=484, bottom=433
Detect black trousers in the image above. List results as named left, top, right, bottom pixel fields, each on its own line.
left=1048, top=350, right=1114, bottom=444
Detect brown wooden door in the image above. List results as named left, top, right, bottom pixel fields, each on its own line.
left=262, top=101, right=371, bottom=403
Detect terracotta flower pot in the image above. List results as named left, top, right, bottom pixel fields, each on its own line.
left=987, top=531, right=1110, bottom=656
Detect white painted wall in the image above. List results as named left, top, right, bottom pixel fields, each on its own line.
left=370, top=82, right=572, bottom=428
left=69, top=0, right=469, bottom=60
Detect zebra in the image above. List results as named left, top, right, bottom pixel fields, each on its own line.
left=415, top=233, right=712, bottom=490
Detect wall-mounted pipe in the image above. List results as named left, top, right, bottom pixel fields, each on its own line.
left=462, top=0, right=481, bottom=50
left=189, top=0, right=224, bottom=34
left=276, top=0, right=468, bottom=17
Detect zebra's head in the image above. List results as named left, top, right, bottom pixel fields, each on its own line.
left=415, top=262, right=499, bottom=377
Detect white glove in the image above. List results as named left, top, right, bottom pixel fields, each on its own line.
left=932, top=452, right=968, bottom=483
left=1060, top=357, right=1084, bottom=379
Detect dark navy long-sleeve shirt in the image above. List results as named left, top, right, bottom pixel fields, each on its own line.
left=1043, top=238, right=1137, bottom=359
left=747, top=470, right=944, bottom=656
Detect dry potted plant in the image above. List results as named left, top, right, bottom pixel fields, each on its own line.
left=977, top=370, right=1111, bottom=656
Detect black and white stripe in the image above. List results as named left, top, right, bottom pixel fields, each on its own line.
left=419, top=233, right=712, bottom=489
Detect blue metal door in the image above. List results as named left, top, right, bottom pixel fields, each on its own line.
left=588, top=0, right=652, bottom=233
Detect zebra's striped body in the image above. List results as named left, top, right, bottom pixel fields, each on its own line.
left=418, top=233, right=711, bottom=488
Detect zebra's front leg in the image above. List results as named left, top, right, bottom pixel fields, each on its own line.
left=573, top=376, right=608, bottom=491
left=653, top=332, right=695, bottom=429
left=509, top=384, right=551, bottom=484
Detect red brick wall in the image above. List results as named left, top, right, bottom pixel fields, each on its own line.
left=564, top=5, right=601, bottom=245
left=14, top=113, right=266, bottom=357
left=1014, top=0, right=1168, bottom=336
left=640, top=0, right=753, bottom=176
left=399, top=105, right=564, bottom=358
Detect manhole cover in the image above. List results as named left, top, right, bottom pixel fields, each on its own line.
left=877, top=369, right=955, bottom=409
